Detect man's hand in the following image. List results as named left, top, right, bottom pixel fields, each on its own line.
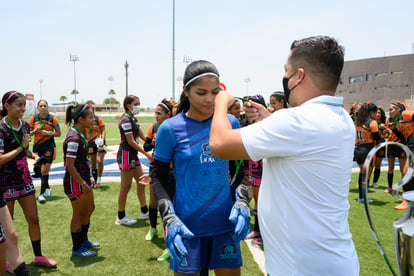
left=244, top=101, right=271, bottom=123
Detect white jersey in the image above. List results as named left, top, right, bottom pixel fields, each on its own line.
left=241, top=95, right=359, bottom=276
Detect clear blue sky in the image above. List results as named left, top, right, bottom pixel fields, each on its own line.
left=1, top=0, right=413, bottom=108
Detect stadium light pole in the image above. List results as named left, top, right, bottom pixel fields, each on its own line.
left=39, top=79, right=43, bottom=100
left=70, top=54, right=79, bottom=104
left=125, top=60, right=129, bottom=97
left=244, top=77, right=251, bottom=95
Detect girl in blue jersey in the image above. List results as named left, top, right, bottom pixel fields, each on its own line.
left=151, top=60, right=250, bottom=275
left=0, top=91, right=57, bottom=269
left=63, top=104, right=99, bottom=257
left=116, top=95, right=151, bottom=225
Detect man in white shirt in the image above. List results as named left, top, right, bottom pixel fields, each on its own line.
left=210, top=36, right=359, bottom=276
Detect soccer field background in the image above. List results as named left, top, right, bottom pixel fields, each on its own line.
left=15, top=114, right=405, bottom=275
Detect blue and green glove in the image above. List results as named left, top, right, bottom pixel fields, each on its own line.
left=159, top=199, right=194, bottom=266
left=229, top=184, right=251, bottom=242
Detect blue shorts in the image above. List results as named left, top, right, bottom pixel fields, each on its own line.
left=170, top=231, right=242, bottom=274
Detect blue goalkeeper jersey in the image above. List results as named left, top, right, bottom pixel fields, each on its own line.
left=154, top=112, right=240, bottom=237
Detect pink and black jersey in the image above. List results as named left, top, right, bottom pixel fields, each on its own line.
left=63, top=127, right=91, bottom=184
left=118, top=113, right=139, bottom=152
left=0, top=119, right=33, bottom=192
left=248, top=159, right=263, bottom=187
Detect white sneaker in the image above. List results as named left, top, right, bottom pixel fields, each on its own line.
left=38, top=194, right=46, bottom=203
left=115, top=216, right=137, bottom=225
left=44, top=188, right=52, bottom=197
left=373, top=183, right=379, bottom=188
left=140, top=211, right=149, bottom=219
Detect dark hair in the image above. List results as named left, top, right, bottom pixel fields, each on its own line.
left=37, top=99, right=48, bottom=106
left=289, top=36, right=344, bottom=91
left=65, top=104, right=91, bottom=125
left=377, top=106, right=386, bottom=125
left=158, top=98, right=174, bottom=114
left=269, top=91, right=287, bottom=108
left=123, top=95, right=139, bottom=112
left=177, top=60, right=220, bottom=114
left=246, top=94, right=267, bottom=108
left=1, top=91, right=25, bottom=117
left=356, top=103, right=377, bottom=126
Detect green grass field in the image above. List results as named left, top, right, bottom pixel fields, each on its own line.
left=14, top=114, right=406, bottom=275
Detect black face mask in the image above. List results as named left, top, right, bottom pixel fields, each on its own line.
left=282, top=71, right=303, bottom=105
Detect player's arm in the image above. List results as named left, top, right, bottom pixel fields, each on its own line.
left=369, top=120, right=381, bottom=142
left=125, top=133, right=151, bottom=159
left=210, top=91, right=250, bottom=160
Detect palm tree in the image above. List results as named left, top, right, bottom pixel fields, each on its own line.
left=108, top=89, right=116, bottom=111
left=71, top=89, right=79, bottom=104
left=60, top=95, right=68, bottom=111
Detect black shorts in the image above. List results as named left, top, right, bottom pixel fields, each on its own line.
left=33, top=142, right=56, bottom=163
left=388, top=144, right=407, bottom=158
left=354, top=143, right=374, bottom=165
left=88, top=141, right=98, bottom=155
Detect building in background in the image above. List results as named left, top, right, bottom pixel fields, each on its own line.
left=338, top=54, right=414, bottom=110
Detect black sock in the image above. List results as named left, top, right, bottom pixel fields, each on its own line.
left=141, top=205, right=148, bottom=214
left=253, top=210, right=260, bottom=233
left=71, top=229, right=83, bottom=250
left=40, top=176, right=46, bottom=194
left=118, top=211, right=125, bottom=220
left=149, top=207, right=158, bottom=228
left=92, top=168, right=98, bottom=182
left=358, top=173, right=363, bottom=199
left=373, top=168, right=381, bottom=183
left=14, top=262, right=31, bottom=276
left=388, top=173, right=394, bottom=188
left=31, top=240, right=42, bottom=257
left=81, top=224, right=90, bottom=243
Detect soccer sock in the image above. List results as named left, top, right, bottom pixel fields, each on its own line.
left=373, top=168, right=381, bottom=183
left=71, top=228, right=83, bottom=250
left=358, top=173, right=363, bottom=199
left=81, top=224, right=90, bottom=242
left=97, top=176, right=102, bottom=183
left=14, top=262, right=31, bottom=276
left=253, top=210, right=260, bottom=232
left=141, top=205, right=148, bottom=214
left=31, top=240, right=42, bottom=257
left=92, top=168, right=98, bottom=182
left=149, top=207, right=158, bottom=228
left=118, top=211, right=126, bottom=220
left=388, top=173, right=394, bottom=188
left=40, top=176, right=46, bottom=194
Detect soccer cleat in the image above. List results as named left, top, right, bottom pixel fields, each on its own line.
left=245, top=231, right=260, bottom=240
left=140, top=211, right=149, bottom=220
left=44, top=188, right=52, bottom=198
left=157, top=249, right=170, bottom=261
left=38, top=194, right=46, bottom=203
left=145, top=227, right=158, bottom=241
left=81, top=240, right=100, bottom=249
left=395, top=200, right=408, bottom=210
left=6, top=262, right=14, bottom=274
left=72, top=247, right=97, bottom=257
left=372, top=183, right=379, bottom=188
left=33, top=255, right=57, bottom=267
left=357, top=198, right=373, bottom=203
left=384, top=187, right=392, bottom=193
left=252, top=237, right=263, bottom=245
left=115, top=216, right=137, bottom=226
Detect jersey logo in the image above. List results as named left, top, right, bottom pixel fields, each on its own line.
left=67, top=141, right=79, bottom=153
left=0, top=138, right=3, bottom=148
left=200, top=143, right=215, bottom=164
left=122, top=122, right=132, bottom=131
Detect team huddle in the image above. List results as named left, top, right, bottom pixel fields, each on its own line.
left=1, top=35, right=397, bottom=275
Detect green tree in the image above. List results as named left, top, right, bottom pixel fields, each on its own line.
left=85, top=100, right=95, bottom=105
